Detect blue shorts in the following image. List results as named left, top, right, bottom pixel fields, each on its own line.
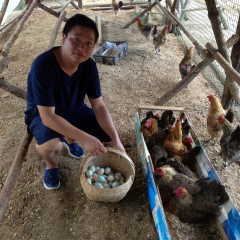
left=28, top=105, right=112, bottom=145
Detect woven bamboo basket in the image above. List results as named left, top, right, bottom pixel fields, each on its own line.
left=80, top=147, right=135, bottom=202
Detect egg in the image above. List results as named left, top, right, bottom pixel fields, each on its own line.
left=114, top=175, right=120, bottom=181
left=103, top=183, right=110, bottom=188
left=112, top=182, right=120, bottom=188
left=102, top=175, right=108, bottom=178
left=97, top=176, right=105, bottom=183
left=93, top=182, right=103, bottom=187
left=104, top=167, right=111, bottom=175
left=86, top=178, right=92, bottom=184
left=114, top=173, right=122, bottom=177
left=119, top=177, right=125, bottom=183
left=108, top=182, right=113, bottom=187
left=95, top=166, right=100, bottom=173
left=98, top=168, right=104, bottom=176
left=92, top=173, right=98, bottom=182
left=88, top=165, right=95, bottom=172
left=86, top=170, right=93, bottom=177
left=107, top=175, right=114, bottom=182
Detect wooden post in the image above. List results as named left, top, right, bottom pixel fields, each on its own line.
left=0, top=0, right=10, bottom=26
left=231, top=14, right=240, bottom=73
left=58, top=0, right=72, bottom=13
left=154, top=34, right=239, bottom=106
left=205, top=0, right=239, bottom=109
left=206, top=42, right=240, bottom=86
left=1, top=0, right=38, bottom=57
left=122, top=2, right=157, bottom=29
left=0, top=55, right=10, bottom=73
left=37, top=3, right=68, bottom=22
left=78, top=0, right=83, bottom=9
left=94, top=15, right=102, bottom=44
left=0, top=7, right=28, bottom=32
left=0, top=77, right=27, bottom=100
left=0, top=130, right=33, bottom=223
left=168, top=0, right=178, bottom=33
left=48, top=11, right=67, bottom=50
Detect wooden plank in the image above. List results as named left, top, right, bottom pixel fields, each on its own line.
left=138, top=105, right=185, bottom=116
left=0, top=130, right=33, bottom=223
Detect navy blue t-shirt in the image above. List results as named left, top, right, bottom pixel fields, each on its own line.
left=25, top=47, right=101, bottom=126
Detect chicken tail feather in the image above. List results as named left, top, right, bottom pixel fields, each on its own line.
left=225, top=109, right=234, bottom=123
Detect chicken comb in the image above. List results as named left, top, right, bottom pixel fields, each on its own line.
left=135, top=17, right=139, bottom=21
left=165, top=25, right=168, bottom=29
left=218, top=115, right=224, bottom=119
left=208, top=93, right=214, bottom=97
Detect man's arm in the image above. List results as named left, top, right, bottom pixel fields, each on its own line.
left=37, top=105, right=107, bottom=155
left=89, top=96, right=125, bottom=152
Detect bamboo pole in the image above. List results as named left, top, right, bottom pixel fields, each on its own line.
left=0, top=6, right=27, bottom=32
left=155, top=0, right=177, bottom=26
left=206, top=42, right=240, bottom=86
left=0, top=130, right=33, bottom=223
left=168, top=0, right=178, bottom=33
left=1, top=0, right=38, bottom=57
left=122, top=2, right=157, bottom=29
left=0, top=77, right=27, bottom=100
left=90, top=5, right=139, bottom=11
left=0, top=55, right=10, bottom=73
left=70, top=0, right=79, bottom=10
left=37, top=3, right=68, bottom=22
left=163, top=5, right=208, bottom=57
left=58, top=0, right=72, bottom=13
left=205, top=0, right=239, bottom=109
left=154, top=34, right=240, bottom=106
left=231, top=14, right=240, bottom=73
left=95, top=15, right=102, bottom=44
left=48, top=10, right=67, bottom=50
left=78, top=0, right=82, bottom=9
left=0, top=0, right=10, bottom=26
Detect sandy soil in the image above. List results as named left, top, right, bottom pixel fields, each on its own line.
left=0, top=5, right=239, bottom=240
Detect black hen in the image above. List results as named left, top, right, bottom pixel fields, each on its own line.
left=111, top=0, right=123, bottom=15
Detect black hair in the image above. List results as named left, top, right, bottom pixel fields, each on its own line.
left=63, top=14, right=99, bottom=44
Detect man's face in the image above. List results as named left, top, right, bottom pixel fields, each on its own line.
left=62, top=25, right=95, bottom=64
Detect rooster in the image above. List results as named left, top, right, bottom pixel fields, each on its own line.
left=111, top=0, right=123, bottom=15
left=157, top=110, right=175, bottom=130
left=153, top=166, right=210, bottom=204
left=163, top=118, right=188, bottom=157
left=169, top=182, right=229, bottom=223
left=217, top=116, right=240, bottom=167
left=136, top=17, right=156, bottom=42
left=179, top=45, right=195, bottom=80
left=152, top=25, right=168, bottom=54
left=140, top=118, right=158, bottom=142
left=206, top=94, right=234, bottom=141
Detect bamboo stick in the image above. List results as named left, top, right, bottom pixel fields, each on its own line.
left=70, top=0, right=79, bottom=10
left=0, top=130, right=33, bottom=223
left=78, top=0, right=82, bottom=9
left=164, top=5, right=208, bottom=57
left=1, top=0, right=38, bottom=57
left=48, top=10, right=67, bottom=50
left=0, top=77, right=27, bottom=100
left=122, top=1, right=157, bottom=29
left=155, top=0, right=177, bottom=26
left=205, top=0, right=238, bottom=109
left=37, top=3, right=68, bottom=22
left=206, top=42, right=240, bottom=86
left=0, top=6, right=27, bottom=32
left=58, top=0, right=72, bottom=13
left=0, top=0, right=10, bottom=26
left=154, top=34, right=239, bottom=106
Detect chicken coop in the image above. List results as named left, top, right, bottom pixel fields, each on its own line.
left=135, top=105, right=240, bottom=240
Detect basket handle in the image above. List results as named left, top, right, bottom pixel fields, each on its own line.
left=105, top=147, right=135, bottom=171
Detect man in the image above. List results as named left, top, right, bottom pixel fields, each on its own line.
left=25, top=14, right=125, bottom=190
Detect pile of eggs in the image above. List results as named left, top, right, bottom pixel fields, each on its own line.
left=85, top=165, right=125, bottom=188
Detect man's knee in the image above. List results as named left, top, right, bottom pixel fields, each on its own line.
left=36, top=138, right=63, bottom=155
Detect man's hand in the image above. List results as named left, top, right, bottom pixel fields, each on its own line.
left=83, top=135, right=107, bottom=156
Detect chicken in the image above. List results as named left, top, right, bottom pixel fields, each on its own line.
left=207, top=94, right=234, bottom=140
left=140, top=118, right=158, bottom=142
left=157, top=110, right=175, bottom=130
left=146, top=128, right=169, bottom=151
left=217, top=116, right=240, bottom=167
left=155, top=157, right=198, bottom=180
left=152, top=25, right=168, bottom=54
left=181, top=118, right=191, bottom=140
left=140, top=111, right=154, bottom=126
left=153, top=166, right=210, bottom=203
left=163, top=118, right=188, bottom=157
left=169, top=181, right=229, bottom=223
left=179, top=45, right=195, bottom=80
left=149, top=145, right=168, bottom=169
left=111, top=0, right=123, bottom=15
left=136, top=17, right=156, bottom=42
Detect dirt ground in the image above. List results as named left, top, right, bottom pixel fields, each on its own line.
left=0, top=5, right=240, bottom=240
